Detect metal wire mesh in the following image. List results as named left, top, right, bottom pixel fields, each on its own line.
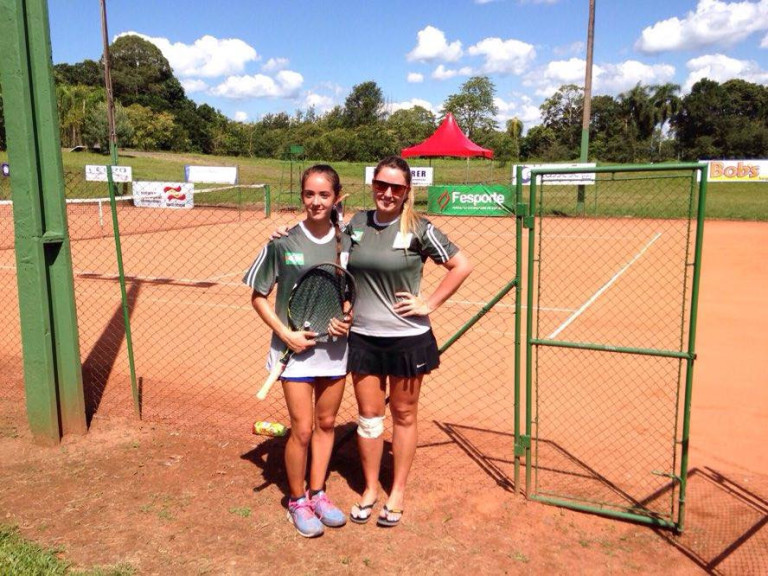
left=0, top=196, right=24, bottom=424
left=527, top=167, right=703, bottom=526
left=24, top=168, right=516, bottom=482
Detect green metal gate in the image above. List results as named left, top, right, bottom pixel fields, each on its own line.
left=521, top=163, right=707, bottom=530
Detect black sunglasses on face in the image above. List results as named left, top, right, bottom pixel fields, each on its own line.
left=372, top=179, right=408, bottom=195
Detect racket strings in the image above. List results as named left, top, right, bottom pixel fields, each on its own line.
left=287, top=264, right=354, bottom=342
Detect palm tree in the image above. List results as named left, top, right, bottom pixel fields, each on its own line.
left=650, top=83, right=681, bottom=154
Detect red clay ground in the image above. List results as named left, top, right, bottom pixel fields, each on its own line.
left=1, top=219, right=767, bottom=575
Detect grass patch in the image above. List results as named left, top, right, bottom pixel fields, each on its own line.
left=0, top=524, right=134, bottom=575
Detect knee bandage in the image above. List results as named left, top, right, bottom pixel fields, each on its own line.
left=357, top=415, right=384, bottom=439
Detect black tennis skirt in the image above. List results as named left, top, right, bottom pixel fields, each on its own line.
left=347, top=329, right=440, bottom=378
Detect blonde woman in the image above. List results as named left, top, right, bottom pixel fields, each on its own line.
left=345, top=156, right=472, bottom=527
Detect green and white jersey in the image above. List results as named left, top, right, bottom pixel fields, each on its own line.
left=243, top=222, right=349, bottom=378
left=346, top=210, right=459, bottom=337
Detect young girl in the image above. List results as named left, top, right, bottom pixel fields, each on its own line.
left=243, top=165, right=351, bottom=538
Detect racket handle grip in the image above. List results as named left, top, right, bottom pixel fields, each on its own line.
left=257, top=362, right=284, bottom=400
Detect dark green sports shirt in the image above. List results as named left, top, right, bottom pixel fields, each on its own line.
left=243, top=222, right=349, bottom=378
left=345, top=210, right=459, bottom=337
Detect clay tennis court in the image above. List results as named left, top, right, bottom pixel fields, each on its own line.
left=1, top=200, right=767, bottom=573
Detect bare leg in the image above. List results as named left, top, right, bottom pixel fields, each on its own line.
left=385, top=375, right=423, bottom=514
left=307, top=376, right=346, bottom=491
left=352, top=372, right=387, bottom=506
left=281, top=380, right=314, bottom=498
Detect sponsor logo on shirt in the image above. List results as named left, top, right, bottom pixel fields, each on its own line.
left=285, top=252, right=305, bottom=265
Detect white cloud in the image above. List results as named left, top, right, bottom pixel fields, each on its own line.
left=181, top=78, right=208, bottom=93
left=234, top=111, right=249, bottom=122
left=407, top=26, right=463, bottom=62
left=636, top=0, right=768, bottom=54
left=683, top=53, right=768, bottom=90
left=407, top=72, right=425, bottom=83
left=553, top=41, right=585, bottom=56
left=494, top=96, right=541, bottom=130
left=524, top=57, right=675, bottom=98
left=595, top=60, right=676, bottom=94
left=262, top=58, right=289, bottom=72
left=431, top=64, right=473, bottom=80
left=303, top=91, right=335, bottom=113
left=523, top=57, right=589, bottom=96
left=386, top=99, right=437, bottom=114
left=211, top=70, right=304, bottom=99
left=468, top=37, right=536, bottom=75
left=117, top=32, right=258, bottom=78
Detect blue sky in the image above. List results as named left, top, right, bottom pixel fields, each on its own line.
left=47, top=0, right=768, bottom=130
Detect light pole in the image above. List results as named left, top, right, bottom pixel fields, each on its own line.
left=578, top=0, right=596, bottom=211
left=100, top=0, right=118, bottom=165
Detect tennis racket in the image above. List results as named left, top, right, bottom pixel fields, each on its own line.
left=256, top=262, right=356, bottom=400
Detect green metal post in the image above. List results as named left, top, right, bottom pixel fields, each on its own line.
left=676, top=165, right=708, bottom=531
left=513, top=167, right=523, bottom=494
left=0, top=0, right=86, bottom=443
left=525, top=171, right=538, bottom=495
left=106, top=166, right=140, bottom=417
left=264, top=184, right=271, bottom=218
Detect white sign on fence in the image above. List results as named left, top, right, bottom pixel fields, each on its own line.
left=85, top=165, right=133, bottom=183
left=364, top=166, right=433, bottom=187
left=132, top=181, right=194, bottom=209
left=184, top=165, right=239, bottom=184
left=512, top=163, right=596, bottom=186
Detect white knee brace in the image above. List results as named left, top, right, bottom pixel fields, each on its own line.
left=357, top=415, right=384, bottom=439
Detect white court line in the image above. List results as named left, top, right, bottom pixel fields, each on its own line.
left=546, top=232, right=662, bottom=340
left=207, top=270, right=247, bottom=282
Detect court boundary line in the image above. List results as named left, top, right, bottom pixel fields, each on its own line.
left=546, top=231, right=663, bottom=339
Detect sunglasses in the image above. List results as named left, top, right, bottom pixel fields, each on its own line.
left=372, top=179, right=408, bottom=196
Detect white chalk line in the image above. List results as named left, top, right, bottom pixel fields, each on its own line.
left=546, top=232, right=663, bottom=340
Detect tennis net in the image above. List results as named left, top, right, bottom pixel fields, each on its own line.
left=0, top=184, right=267, bottom=249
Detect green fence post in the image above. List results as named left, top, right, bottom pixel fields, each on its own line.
left=0, top=0, right=86, bottom=443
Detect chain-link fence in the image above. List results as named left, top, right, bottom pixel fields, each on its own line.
left=26, top=166, right=516, bottom=482
left=524, top=165, right=705, bottom=529
left=0, top=175, right=25, bottom=429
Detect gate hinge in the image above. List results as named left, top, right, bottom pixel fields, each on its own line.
left=514, top=435, right=531, bottom=456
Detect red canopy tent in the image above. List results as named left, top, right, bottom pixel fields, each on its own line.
left=401, top=112, right=493, bottom=159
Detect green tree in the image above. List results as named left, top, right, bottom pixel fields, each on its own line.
left=82, top=101, right=133, bottom=152
left=539, top=84, right=583, bottom=159
left=343, top=81, right=386, bottom=128
left=124, top=104, right=175, bottom=150
left=442, top=76, right=498, bottom=138
left=589, top=94, right=632, bottom=162
left=109, top=35, right=185, bottom=111
left=56, top=84, right=104, bottom=148
left=649, top=83, right=681, bottom=158
left=674, top=78, right=726, bottom=160
left=386, top=106, right=436, bottom=151
left=53, top=60, right=102, bottom=86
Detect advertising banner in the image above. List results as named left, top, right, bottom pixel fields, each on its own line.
left=132, top=181, right=194, bottom=209
left=85, top=164, right=132, bottom=183
left=365, top=166, right=433, bottom=187
left=427, top=185, right=513, bottom=216
left=703, top=160, right=768, bottom=183
left=184, top=165, right=239, bottom=184
left=512, top=163, right=596, bottom=185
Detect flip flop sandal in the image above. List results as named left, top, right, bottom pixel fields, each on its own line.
left=350, top=501, right=377, bottom=524
left=376, top=505, right=404, bottom=527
